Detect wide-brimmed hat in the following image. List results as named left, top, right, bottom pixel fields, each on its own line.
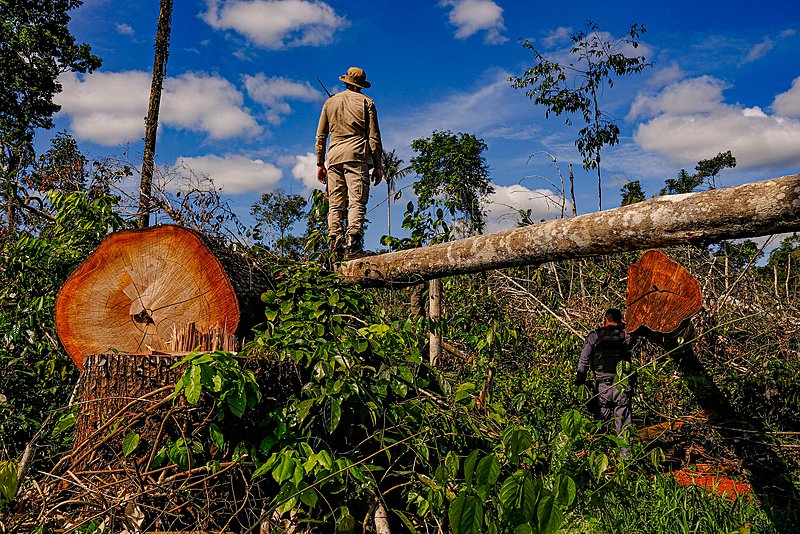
left=339, top=66, right=371, bottom=89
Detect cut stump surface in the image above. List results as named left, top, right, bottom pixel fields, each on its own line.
left=626, top=250, right=702, bottom=334
left=56, top=225, right=241, bottom=368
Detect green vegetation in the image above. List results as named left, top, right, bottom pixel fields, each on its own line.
left=0, top=3, right=797, bottom=531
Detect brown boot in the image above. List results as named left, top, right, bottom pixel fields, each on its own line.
left=343, top=234, right=367, bottom=260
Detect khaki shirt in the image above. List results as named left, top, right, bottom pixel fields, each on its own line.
left=316, top=89, right=382, bottom=170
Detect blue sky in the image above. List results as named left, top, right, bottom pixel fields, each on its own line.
left=47, top=0, right=800, bottom=247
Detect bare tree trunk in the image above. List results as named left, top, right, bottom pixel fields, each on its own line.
left=428, top=278, right=442, bottom=366
left=138, top=0, right=174, bottom=228
left=338, top=174, right=800, bottom=285
left=568, top=163, right=577, bottom=217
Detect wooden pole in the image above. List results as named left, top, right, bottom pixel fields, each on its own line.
left=428, top=278, right=442, bottom=366
left=338, top=174, right=800, bottom=285
left=138, top=0, right=174, bottom=228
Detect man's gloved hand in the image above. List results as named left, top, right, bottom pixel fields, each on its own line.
left=372, top=167, right=383, bottom=186
left=574, top=372, right=586, bottom=386
left=317, top=166, right=327, bottom=184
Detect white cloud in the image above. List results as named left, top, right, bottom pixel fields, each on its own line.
left=291, top=152, right=324, bottom=191
left=540, top=26, right=572, bottom=49
left=772, top=76, right=800, bottom=118
left=202, top=0, right=348, bottom=49
left=174, top=154, right=281, bottom=194
left=646, top=61, right=684, bottom=88
left=55, top=71, right=260, bottom=145
left=628, top=76, right=729, bottom=120
left=742, top=36, right=775, bottom=64
left=632, top=76, right=800, bottom=169
left=244, top=74, right=323, bottom=124
left=483, top=183, right=564, bottom=233
left=115, top=23, right=135, bottom=36
left=440, top=0, right=508, bottom=44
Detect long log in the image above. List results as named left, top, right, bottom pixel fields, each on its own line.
left=338, top=174, right=800, bottom=285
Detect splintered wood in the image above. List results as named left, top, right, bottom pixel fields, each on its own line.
left=626, top=250, right=702, bottom=333
left=55, top=225, right=241, bottom=368
left=170, top=322, right=239, bottom=352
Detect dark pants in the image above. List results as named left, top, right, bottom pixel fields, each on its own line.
left=597, top=379, right=633, bottom=457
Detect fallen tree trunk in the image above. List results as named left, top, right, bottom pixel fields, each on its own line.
left=338, top=173, right=800, bottom=285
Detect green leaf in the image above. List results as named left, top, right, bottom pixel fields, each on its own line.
left=0, top=460, right=19, bottom=507
left=299, top=485, right=318, bottom=507
left=296, top=399, right=314, bottom=423
left=226, top=380, right=247, bottom=418
left=464, top=449, right=480, bottom=488
left=122, top=432, right=140, bottom=457
left=454, top=382, right=475, bottom=404
left=514, top=524, right=533, bottom=534
left=184, top=364, right=203, bottom=405
left=272, top=454, right=297, bottom=484
left=554, top=474, right=576, bottom=508
left=449, top=492, right=483, bottom=534
left=536, top=495, right=563, bottom=534
left=475, top=454, right=500, bottom=500
left=520, top=473, right=539, bottom=521
left=209, top=423, right=224, bottom=450
left=323, top=397, right=342, bottom=433
left=394, top=510, right=419, bottom=533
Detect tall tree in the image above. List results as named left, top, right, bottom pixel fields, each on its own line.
left=661, top=151, right=737, bottom=195
left=411, top=130, right=493, bottom=236
left=381, top=148, right=412, bottom=246
left=251, top=189, right=308, bottom=256
left=138, top=0, right=174, bottom=228
left=0, top=0, right=101, bottom=233
left=511, top=21, right=650, bottom=211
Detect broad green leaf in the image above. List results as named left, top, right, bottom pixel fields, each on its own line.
left=324, top=397, right=342, bottom=433
left=536, top=495, right=563, bottom=534
left=296, top=399, right=314, bottom=423
left=499, top=472, right=521, bottom=511
left=514, top=524, right=533, bottom=534
left=448, top=492, right=483, bottom=534
left=209, top=423, right=224, bottom=450
left=0, top=460, right=19, bottom=507
left=299, top=485, right=318, bottom=507
left=184, top=364, right=203, bottom=405
left=454, top=382, right=475, bottom=404
left=272, top=454, right=297, bottom=484
left=122, top=432, right=140, bottom=457
left=475, top=454, right=500, bottom=500
left=590, top=451, right=609, bottom=480
left=520, top=473, right=539, bottom=521
left=226, top=380, right=247, bottom=418
left=464, top=449, right=480, bottom=488
left=556, top=475, right=576, bottom=508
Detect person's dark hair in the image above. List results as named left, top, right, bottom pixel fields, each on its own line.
left=604, top=308, right=623, bottom=324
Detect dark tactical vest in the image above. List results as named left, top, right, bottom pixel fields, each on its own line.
left=590, top=326, right=630, bottom=374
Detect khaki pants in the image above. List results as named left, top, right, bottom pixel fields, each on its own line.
left=327, top=162, right=370, bottom=237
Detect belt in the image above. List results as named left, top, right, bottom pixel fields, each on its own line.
left=597, top=375, right=616, bottom=385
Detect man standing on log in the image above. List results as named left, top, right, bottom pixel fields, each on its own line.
left=575, top=308, right=636, bottom=457
left=316, top=66, right=383, bottom=259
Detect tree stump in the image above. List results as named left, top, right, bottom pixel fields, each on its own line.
left=626, top=249, right=702, bottom=334
left=55, top=225, right=272, bottom=368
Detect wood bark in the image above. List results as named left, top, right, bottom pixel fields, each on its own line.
left=138, top=0, right=174, bottom=228
left=428, top=278, right=442, bottom=366
left=55, top=225, right=271, bottom=368
left=338, top=173, right=800, bottom=285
